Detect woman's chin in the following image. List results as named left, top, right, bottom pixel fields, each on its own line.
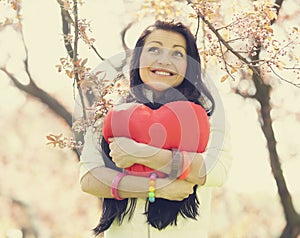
left=145, top=82, right=171, bottom=92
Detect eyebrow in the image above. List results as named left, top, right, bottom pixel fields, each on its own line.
left=146, top=41, right=186, bottom=51
left=173, top=44, right=186, bottom=51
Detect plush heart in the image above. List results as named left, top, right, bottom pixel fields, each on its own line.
left=102, top=101, right=210, bottom=177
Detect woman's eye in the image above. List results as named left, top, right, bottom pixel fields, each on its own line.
left=173, top=51, right=184, bottom=58
left=148, top=47, right=160, bottom=54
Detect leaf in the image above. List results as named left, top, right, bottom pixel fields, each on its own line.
left=189, top=13, right=197, bottom=19
left=230, top=67, right=238, bottom=74
left=60, top=57, right=66, bottom=64
left=265, top=9, right=277, bottom=21
left=66, top=70, right=74, bottom=78
left=46, top=134, right=66, bottom=149
left=55, top=65, right=62, bottom=73
left=265, top=25, right=273, bottom=33
left=276, top=61, right=286, bottom=70
left=247, top=67, right=253, bottom=76
left=220, top=74, right=229, bottom=82
left=292, top=27, right=299, bottom=33
left=81, top=58, right=88, bottom=67
left=73, top=58, right=82, bottom=67
left=46, top=135, right=56, bottom=142
left=11, top=1, right=18, bottom=10
left=272, top=40, right=280, bottom=51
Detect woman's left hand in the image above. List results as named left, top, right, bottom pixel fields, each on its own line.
left=108, top=137, right=144, bottom=168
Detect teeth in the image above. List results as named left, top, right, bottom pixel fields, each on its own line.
left=154, top=70, right=171, bottom=76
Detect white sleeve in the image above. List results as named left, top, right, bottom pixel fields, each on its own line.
left=79, top=127, right=105, bottom=181
left=203, top=119, right=232, bottom=187
left=202, top=93, right=233, bottom=187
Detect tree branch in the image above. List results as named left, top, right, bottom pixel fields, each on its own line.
left=186, top=0, right=300, bottom=236
left=119, top=21, right=134, bottom=70
left=57, top=0, right=74, bottom=59
left=1, top=67, right=72, bottom=126
left=1, top=21, right=73, bottom=127
left=186, top=0, right=260, bottom=78
left=249, top=0, right=300, bottom=236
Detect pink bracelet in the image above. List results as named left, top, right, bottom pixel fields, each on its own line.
left=111, top=172, right=126, bottom=200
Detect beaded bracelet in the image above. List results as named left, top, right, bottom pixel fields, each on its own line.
left=111, top=172, right=126, bottom=200
left=148, top=173, right=157, bottom=203
left=178, top=151, right=191, bottom=180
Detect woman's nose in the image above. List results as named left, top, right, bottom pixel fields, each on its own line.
left=157, top=50, right=171, bottom=65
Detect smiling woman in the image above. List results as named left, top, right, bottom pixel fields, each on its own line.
left=79, top=20, right=231, bottom=238
left=139, top=29, right=187, bottom=91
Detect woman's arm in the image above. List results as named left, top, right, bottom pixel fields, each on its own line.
left=107, top=116, right=232, bottom=187
left=108, top=137, right=206, bottom=185
left=81, top=166, right=195, bottom=201
left=202, top=119, right=232, bottom=187
left=79, top=127, right=195, bottom=200
left=107, top=137, right=173, bottom=174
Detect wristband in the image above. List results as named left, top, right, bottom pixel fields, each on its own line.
left=169, top=149, right=182, bottom=179
left=111, top=172, right=126, bottom=200
left=178, top=151, right=191, bottom=180
left=148, top=173, right=157, bottom=203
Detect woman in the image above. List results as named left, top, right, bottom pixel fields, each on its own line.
left=80, top=20, right=232, bottom=238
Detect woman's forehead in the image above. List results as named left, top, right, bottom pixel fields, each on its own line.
left=144, top=29, right=186, bottom=49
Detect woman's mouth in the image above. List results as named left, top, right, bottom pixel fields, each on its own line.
left=151, top=69, right=174, bottom=76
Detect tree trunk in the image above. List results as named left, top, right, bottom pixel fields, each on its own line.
left=251, top=55, right=300, bottom=237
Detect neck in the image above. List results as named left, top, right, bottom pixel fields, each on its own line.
left=152, top=90, right=164, bottom=99
left=143, top=86, right=166, bottom=103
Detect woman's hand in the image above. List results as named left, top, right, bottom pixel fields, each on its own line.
left=108, top=137, right=172, bottom=172
left=185, top=152, right=206, bottom=185
left=156, top=178, right=195, bottom=201
left=108, top=137, right=140, bottom=168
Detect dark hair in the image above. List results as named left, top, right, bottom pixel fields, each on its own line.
left=129, top=20, right=214, bottom=114
left=93, top=20, right=214, bottom=236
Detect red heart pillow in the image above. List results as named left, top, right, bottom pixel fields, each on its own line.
left=102, top=101, right=210, bottom=177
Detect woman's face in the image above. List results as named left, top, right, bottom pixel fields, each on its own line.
left=139, top=29, right=187, bottom=91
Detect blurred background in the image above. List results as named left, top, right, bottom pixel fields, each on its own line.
left=0, top=0, right=300, bottom=237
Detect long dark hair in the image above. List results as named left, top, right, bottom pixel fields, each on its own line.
left=93, top=20, right=215, bottom=236
left=129, top=20, right=214, bottom=114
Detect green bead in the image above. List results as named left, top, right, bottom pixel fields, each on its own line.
left=148, top=192, right=155, bottom=197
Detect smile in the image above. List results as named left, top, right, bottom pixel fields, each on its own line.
left=150, top=69, right=174, bottom=76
